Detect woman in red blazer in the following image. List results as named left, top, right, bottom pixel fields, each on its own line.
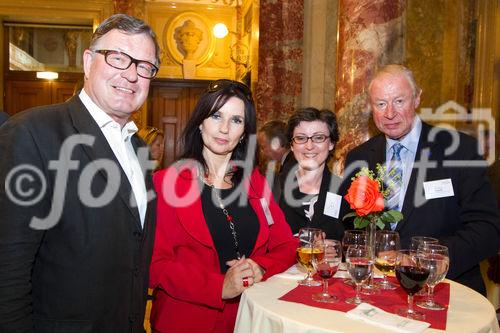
left=149, top=80, right=297, bottom=333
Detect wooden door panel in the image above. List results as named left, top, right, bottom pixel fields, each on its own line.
left=149, top=80, right=209, bottom=168
left=5, top=81, right=50, bottom=115
left=151, top=87, right=186, bottom=166
left=52, top=82, right=77, bottom=104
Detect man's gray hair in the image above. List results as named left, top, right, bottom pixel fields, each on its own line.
left=89, top=13, right=161, bottom=66
left=368, top=64, right=421, bottom=98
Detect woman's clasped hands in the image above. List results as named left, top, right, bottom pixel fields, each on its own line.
left=222, top=256, right=265, bottom=299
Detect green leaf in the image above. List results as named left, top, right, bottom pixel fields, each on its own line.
left=342, top=212, right=357, bottom=221
left=376, top=220, right=385, bottom=229
left=353, top=216, right=370, bottom=229
left=386, top=210, right=403, bottom=223
left=379, top=211, right=396, bottom=223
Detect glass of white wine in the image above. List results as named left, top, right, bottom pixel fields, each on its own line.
left=296, top=228, right=324, bottom=286
left=416, top=244, right=449, bottom=310
left=375, top=230, right=400, bottom=290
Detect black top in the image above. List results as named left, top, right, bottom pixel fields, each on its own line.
left=279, top=166, right=346, bottom=240
left=201, top=184, right=260, bottom=273
left=284, top=187, right=318, bottom=233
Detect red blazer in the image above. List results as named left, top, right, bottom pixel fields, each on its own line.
left=150, top=165, right=297, bottom=333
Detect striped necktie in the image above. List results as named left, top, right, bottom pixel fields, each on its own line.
left=386, top=143, right=404, bottom=212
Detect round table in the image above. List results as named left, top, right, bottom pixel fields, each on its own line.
left=234, top=273, right=500, bottom=333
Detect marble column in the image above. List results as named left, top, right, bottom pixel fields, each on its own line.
left=334, top=0, right=406, bottom=174
left=114, top=0, right=145, bottom=19
left=255, top=0, right=304, bottom=123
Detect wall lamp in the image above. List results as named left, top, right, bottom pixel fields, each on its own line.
left=213, top=23, right=248, bottom=67
left=36, top=71, right=58, bottom=80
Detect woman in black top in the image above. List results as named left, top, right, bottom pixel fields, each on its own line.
left=279, top=107, right=345, bottom=240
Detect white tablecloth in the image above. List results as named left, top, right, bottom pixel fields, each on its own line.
left=235, top=270, right=500, bottom=333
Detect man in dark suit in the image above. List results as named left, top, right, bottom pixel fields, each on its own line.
left=342, top=64, right=500, bottom=295
left=0, top=110, right=8, bottom=126
left=257, top=120, right=295, bottom=202
left=0, top=14, right=159, bottom=332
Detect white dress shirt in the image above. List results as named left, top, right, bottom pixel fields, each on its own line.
left=79, top=89, right=147, bottom=227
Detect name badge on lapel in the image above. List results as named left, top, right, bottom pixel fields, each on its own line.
left=423, top=178, right=454, bottom=200
left=323, top=192, right=341, bottom=219
left=260, top=198, right=274, bottom=225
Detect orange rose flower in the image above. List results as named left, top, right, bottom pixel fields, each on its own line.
left=344, top=175, right=384, bottom=216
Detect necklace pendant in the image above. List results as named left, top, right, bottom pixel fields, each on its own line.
left=226, top=215, right=233, bottom=222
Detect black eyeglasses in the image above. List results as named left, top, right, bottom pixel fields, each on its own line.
left=93, top=50, right=158, bottom=79
left=292, top=134, right=330, bottom=144
left=207, top=79, right=253, bottom=101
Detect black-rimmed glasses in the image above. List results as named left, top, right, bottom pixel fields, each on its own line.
left=93, top=50, right=158, bottom=79
left=207, top=79, right=253, bottom=101
left=292, top=134, right=329, bottom=144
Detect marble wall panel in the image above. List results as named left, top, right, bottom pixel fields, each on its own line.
left=334, top=0, right=405, bottom=174
left=255, top=0, right=304, bottom=123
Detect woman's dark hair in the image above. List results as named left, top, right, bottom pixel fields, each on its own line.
left=286, top=107, right=339, bottom=145
left=178, top=79, right=257, bottom=184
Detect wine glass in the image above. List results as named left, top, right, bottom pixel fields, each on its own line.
left=416, top=244, right=449, bottom=310
left=342, top=230, right=367, bottom=286
left=410, top=236, right=438, bottom=295
left=345, top=245, right=373, bottom=305
left=395, top=249, right=430, bottom=320
left=296, top=228, right=324, bottom=286
left=410, top=236, right=438, bottom=253
left=375, top=230, right=400, bottom=290
left=311, top=239, right=342, bottom=303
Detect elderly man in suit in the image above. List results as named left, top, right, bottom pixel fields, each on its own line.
left=342, top=64, right=500, bottom=295
left=0, top=14, right=159, bottom=332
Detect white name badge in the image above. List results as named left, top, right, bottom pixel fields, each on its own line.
left=423, top=178, right=454, bottom=200
left=323, top=192, right=342, bottom=219
left=260, top=198, right=274, bottom=225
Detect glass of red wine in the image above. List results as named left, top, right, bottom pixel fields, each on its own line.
left=345, top=245, right=373, bottom=305
left=311, top=239, right=342, bottom=303
left=395, top=249, right=430, bottom=320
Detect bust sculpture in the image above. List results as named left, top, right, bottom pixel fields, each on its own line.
left=174, top=20, right=203, bottom=60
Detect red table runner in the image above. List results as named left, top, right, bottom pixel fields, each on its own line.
left=279, top=277, right=450, bottom=330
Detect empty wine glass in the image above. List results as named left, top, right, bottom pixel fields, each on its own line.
left=342, top=230, right=367, bottom=286
left=296, top=228, right=324, bottom=286
left=375, top=230, right=400, bottom=290
left=410, top=236, right=438, bottom=253
left=416, top=244, right=449, bottom=310
left=311, top=239, right=342, bottom=303
left=345, top=245, right=373, bottom=305
left=395, top=249, right=430, bottom=320
left=410, top=236, right=438, bottom=295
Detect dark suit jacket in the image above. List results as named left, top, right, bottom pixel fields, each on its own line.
left=0, top=96, right=156, bottom=332
left=0, top=111, right=8, bottom=127
left=279, top=166, right=346, bottom=240
left=341, top=122, right=500, bottom=294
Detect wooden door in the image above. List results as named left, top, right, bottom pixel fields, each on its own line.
left=51, top=82, right=78, bottom=103
left=5, top=80, right=78, bottom=115
left=5, top=81, right=51, bottom=114
left=148, top=80, right=209, bottom=167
